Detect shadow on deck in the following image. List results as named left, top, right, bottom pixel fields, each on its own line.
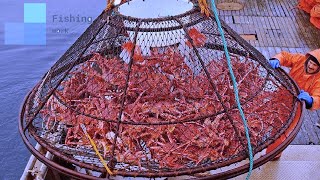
left=216, top=0, right=320, bottom=144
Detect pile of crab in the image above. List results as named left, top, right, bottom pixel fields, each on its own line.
left=40, top=44, right=292, bottom=169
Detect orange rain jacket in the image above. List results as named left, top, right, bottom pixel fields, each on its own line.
left=273, top=49, right=320, bottom=110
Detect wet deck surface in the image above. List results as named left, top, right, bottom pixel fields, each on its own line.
left=217, top=0, right=320, bottom=145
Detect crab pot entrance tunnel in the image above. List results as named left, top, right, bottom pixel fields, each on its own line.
left=19, top=1, right=303, bottom=179
left=118, top=0, right=193, bottom=18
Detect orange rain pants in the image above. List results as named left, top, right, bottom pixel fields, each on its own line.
left=298, top=0, right=320, bottom=29
left=298, top=0, right=318, bottom=13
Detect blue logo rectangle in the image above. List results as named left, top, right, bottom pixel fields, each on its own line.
left=24, top=3, right=46, bottom=23
left=4, top=23, right=46, bottom=45
left=24, top=23, right=46, bottom=45
left=5, top=3, right=47, bottom=45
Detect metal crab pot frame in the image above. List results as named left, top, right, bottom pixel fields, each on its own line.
left=19, top=1, right=304, bottom=179
left=20, top=104, right=304, bottom=179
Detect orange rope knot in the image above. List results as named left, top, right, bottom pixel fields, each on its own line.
left=198, top=0, right=212, bottom=17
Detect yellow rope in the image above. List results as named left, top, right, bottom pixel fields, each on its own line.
left=198, top=0, right=212, bottom=17
left=80, top=124, right=114, bottom=175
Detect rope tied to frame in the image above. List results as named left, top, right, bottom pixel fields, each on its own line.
left=104, top=0, right=252, bottom=178
left=210, top=0, right=254, bottom=179
left=105, top=0, right=116, bottom=11
left=197, top=0, right=212, bottom=17
left=80, top=124, right=114, bottom=176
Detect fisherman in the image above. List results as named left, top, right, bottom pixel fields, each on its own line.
left=269, top=49, right=320, bottom=110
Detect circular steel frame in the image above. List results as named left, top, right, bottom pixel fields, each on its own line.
left=19, top=68, right=304, bottom=179
left=19, top=3, right=305, bottom=179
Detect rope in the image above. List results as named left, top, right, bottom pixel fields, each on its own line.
left=105, top=0, right=115, bottom=11
left=209, top=1, right=253, bottom=179
left=197, top=0, right=212, bottom=17
left=80, top=124, right=114, bottom=176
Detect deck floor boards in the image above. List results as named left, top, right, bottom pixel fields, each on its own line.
left=216, top=0, right=320, bottom=144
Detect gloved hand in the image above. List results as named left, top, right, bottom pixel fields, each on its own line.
left=269, top=59, right=280, bottom=69
left=298, top=90, right=313, bottom=109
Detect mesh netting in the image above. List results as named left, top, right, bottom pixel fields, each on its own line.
left=20, top=1, right=302, bottom=179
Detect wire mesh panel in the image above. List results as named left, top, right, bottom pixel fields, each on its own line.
left=20, top=0, right=303, bottom=179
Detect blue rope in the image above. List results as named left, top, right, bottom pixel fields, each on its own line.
left=209, top=1, right=253, bottom=179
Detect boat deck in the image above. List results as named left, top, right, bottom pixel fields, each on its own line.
left=216, top=0, right=320, bottom=145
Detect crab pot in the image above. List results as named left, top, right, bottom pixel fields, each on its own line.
left=19, top=0, right=304, bottom=179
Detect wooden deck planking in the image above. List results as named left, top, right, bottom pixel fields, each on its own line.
left=216, top=0, right=320, bottom=144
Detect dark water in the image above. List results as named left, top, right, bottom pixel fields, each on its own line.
left=0, top=0, right=193, bottom=179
